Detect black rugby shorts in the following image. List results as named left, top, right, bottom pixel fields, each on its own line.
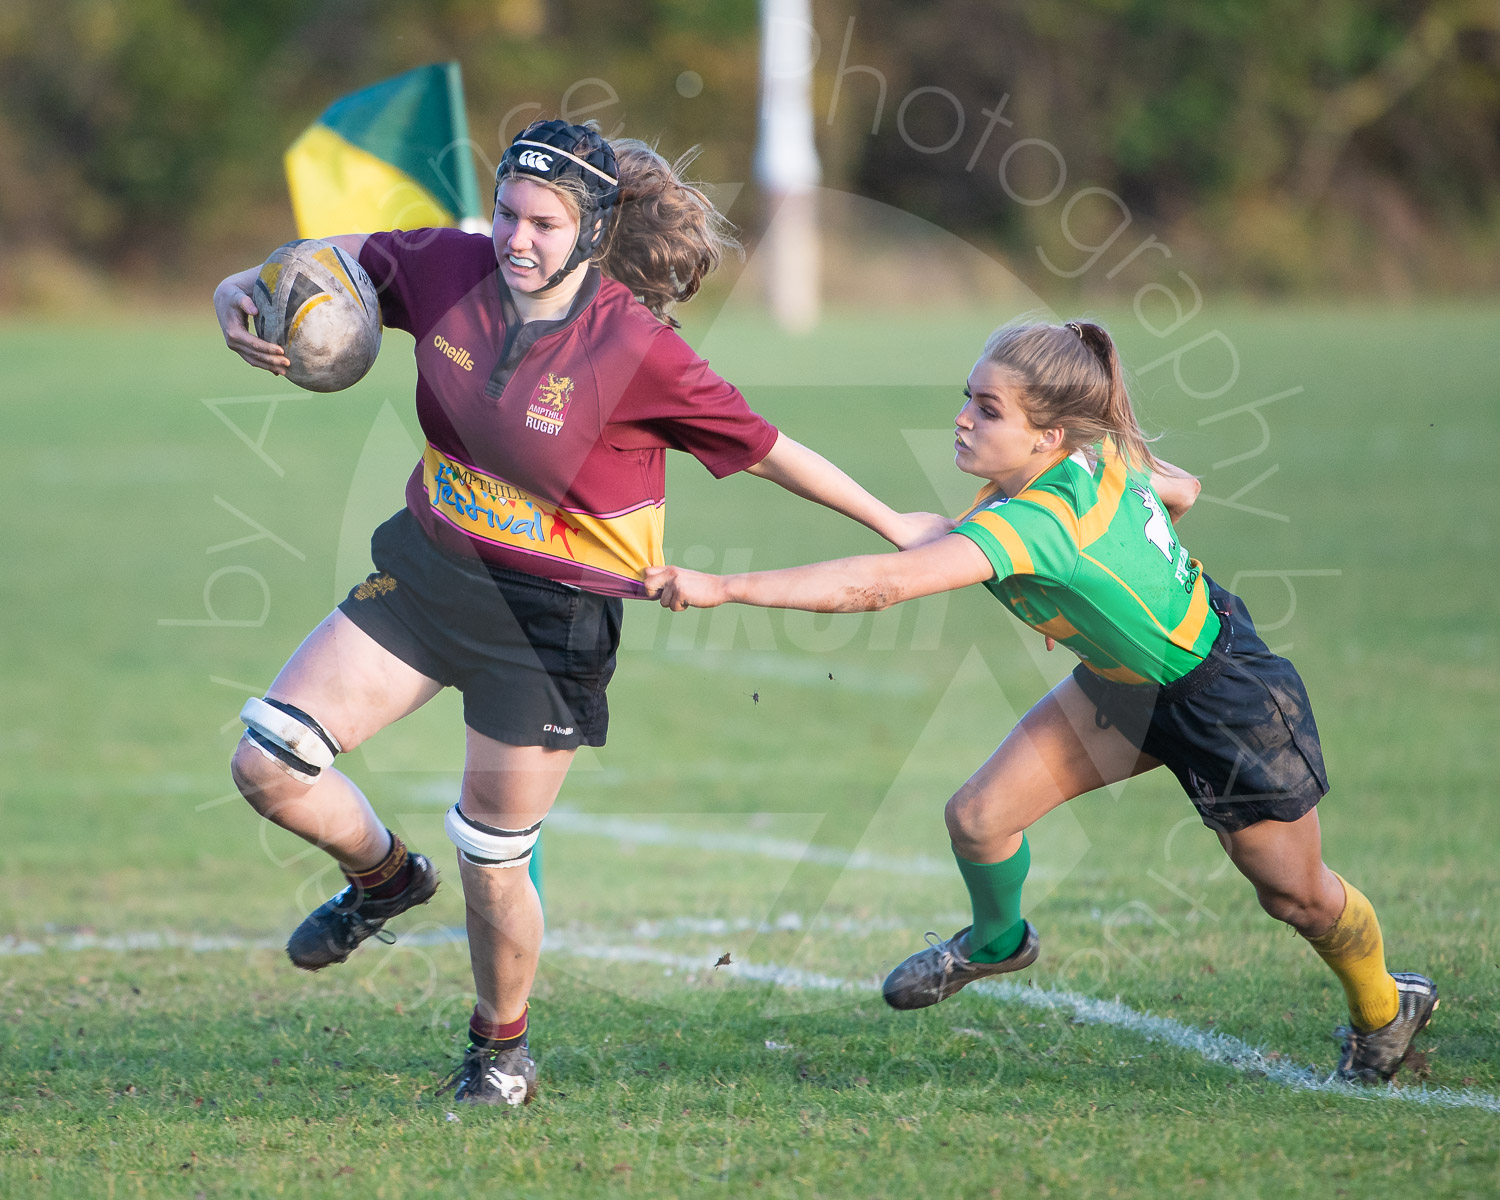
left=338, top=508, right=622, bottom=750
left=1071, top=577, right=1329, bottom=834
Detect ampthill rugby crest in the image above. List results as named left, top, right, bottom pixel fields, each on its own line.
left=525, top=373, right=575, bottom=435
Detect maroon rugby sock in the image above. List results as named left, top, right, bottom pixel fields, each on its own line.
left=470, top=1004, right=528, bottom=1050
left=342, top=831, right=415, bottom=900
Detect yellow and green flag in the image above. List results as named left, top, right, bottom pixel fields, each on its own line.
left=285, top=62, right=485, bottom=237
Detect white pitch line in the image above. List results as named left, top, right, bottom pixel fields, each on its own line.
left=543, top=934, right=1500, bottom=1116
left=4, top=923, right=1493, bottom=1115
left=0, top=914, right=937, bottom=958
left=398, top=804, right=1064, bottom=882
left=0, top=930, right=282, bottom=956
left=618, top=911, right=967, bottom=939
left=962, top=977, right=1498, bottom=1113
left=544, top=934, right=868, bottom=995
left=544, top=811, right=957, bottom=877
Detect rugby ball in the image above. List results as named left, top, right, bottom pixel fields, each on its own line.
left=252, top=239, right=381, bottom=392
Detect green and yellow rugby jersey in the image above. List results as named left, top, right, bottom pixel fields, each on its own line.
left=952, top=439, right=1220, bottom=686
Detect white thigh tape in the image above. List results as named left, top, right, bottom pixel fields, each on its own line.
left=240, top=697, right=340, bottom=770
left=243, top=731, right=320, bottom=785
left=445, top=804, right=542, bottom=868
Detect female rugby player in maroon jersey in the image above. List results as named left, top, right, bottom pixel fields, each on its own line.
left=212, top=120, right=949, bottom=1105
left=646, top=319, right=1436, bottom=1085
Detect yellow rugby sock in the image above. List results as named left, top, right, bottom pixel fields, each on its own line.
left=1304, top=873, right=1399, bottom=1032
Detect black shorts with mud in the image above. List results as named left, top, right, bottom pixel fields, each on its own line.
left=1071, top=577, right=1329, bottom=834
left=337, top=509, right=622, bottom=750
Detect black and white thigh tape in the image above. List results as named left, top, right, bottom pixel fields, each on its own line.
left=239, top=696, right=343, bottom=785
left=445, top=805, right=543, bottom=868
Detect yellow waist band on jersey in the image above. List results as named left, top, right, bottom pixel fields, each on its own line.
left=422, top=443, right=664, bottom=585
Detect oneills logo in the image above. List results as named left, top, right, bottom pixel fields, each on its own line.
left=525, top=373, right=574, bottom=435
left=432, top=333, right=474, bottom=371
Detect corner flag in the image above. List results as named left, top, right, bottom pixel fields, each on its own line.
left=285, top=62, right=487, bottom=237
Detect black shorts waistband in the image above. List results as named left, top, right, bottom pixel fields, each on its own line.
left=1070, top=574, right=1327, bottom=832
left=392, top=507, right=582, bottom=597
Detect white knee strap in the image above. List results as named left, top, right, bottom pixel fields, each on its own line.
left=445, top=804, right=542, bottom=868
left=240, top=696, right=342, bottom=785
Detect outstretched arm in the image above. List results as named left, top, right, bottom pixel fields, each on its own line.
left=213, top=234, right=369, bottom=376
left=1149, top=458, right=1200, bottom=524
left=644, top=533, right=993, bottom=613
left=744, top=432, right=954, bottom=550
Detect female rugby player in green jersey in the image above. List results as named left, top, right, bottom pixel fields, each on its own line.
left=646, top=319, right=1436, bottom=1084
left=214, top=121, right=949, bottom=1106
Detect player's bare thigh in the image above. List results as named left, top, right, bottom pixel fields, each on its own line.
left=459, top=726, right=575, bottom=827
left=946, top=674, right=1161, bottom=861
left=265, top=609, right=444, bottom=751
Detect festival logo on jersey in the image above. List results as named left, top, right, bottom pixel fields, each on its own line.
left=421, top=443, right=665, bottom=587
left=525, top=373, right=575, bottom=435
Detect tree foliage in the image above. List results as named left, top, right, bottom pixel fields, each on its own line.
left=0, top=0, right=1495, bottom=304
left=836, top=0, right=1500, bottom=291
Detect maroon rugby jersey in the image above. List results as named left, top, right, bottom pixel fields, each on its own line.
left=358, top=228, right=778, bottom=597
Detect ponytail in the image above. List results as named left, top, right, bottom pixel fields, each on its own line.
left=1069, top=321, right=1158, bottom=471
left=981, top=319, right=1160, bottom=472
left=597, top=140, right=740, bottom=327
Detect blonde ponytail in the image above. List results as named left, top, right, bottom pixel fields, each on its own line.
left=981, top=320, right=1161, bottom=471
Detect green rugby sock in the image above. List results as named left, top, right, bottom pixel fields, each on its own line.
left=956, top=836, right=1030, bottom=963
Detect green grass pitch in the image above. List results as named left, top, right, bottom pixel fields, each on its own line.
left=2, top=305, right=1498, bottom=1197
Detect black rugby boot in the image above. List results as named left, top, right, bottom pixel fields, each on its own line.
left=286, top=853, right=439, bottom=970
left=882, top=922, right=1040, bottom=1010
left=445, top=1038, right=537, bottom=1107
left=1334, top=972, right=1438, bottom=1083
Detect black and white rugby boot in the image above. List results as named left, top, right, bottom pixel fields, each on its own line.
left=882, top=922, right=1040, bottom=1010
left=285, top=853, right=439, bottom=971
left=445, top=1038, right=537, bottom=1107
left=1334, top=972, right=1438, bottom=1083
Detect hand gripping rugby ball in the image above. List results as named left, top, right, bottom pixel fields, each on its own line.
left=252, top=239, right=381, bottom=392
